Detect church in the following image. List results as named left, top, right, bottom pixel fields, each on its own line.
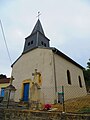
left=11, top=18, right=87, bottom=104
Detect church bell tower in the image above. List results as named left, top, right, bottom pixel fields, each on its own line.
left=23, top=19, right=50, bottom=54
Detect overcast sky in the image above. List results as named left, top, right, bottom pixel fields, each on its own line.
left=0, top=0, right=90, bottom=77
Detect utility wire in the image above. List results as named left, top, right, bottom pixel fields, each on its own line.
left=0, top=19, right=12, bottom=65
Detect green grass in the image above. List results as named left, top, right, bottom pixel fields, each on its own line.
left=78, top=107, right=90, bottom=113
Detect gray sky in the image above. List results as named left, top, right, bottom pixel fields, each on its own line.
left=0, top=0, right=90, bottom=77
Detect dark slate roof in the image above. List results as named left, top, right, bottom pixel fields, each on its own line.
left=11, top=47, right=84, bottom=69
left=31, top=19, right=45, bottom=35
left=0, top=78, right=10, bottom=84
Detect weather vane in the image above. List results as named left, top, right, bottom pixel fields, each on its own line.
left=36, top=12, right=41, bottom=19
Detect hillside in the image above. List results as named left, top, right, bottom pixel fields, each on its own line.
left=52, top=94, right=90, bottom=113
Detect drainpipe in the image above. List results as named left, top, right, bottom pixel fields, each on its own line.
left=53, top=48, right=57, bottom=103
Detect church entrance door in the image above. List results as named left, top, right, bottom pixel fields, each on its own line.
left=23, top=83, right=29, bottom=101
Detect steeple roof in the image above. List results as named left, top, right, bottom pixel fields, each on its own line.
left=22, top=19, right=50, bottom=53
left=31, top=19, right=45, bottom=35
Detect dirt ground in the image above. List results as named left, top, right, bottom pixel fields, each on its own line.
left=51, top=94, right=90, bottom=113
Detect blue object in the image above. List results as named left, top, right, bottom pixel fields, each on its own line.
left=1, top=88, right=5, bottom=97
left=23, top=83, right=29, bottom=101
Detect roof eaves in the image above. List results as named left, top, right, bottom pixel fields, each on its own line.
left=11, top=55, right=22, bottom=67
left=52, top=47, right=84, bottom=69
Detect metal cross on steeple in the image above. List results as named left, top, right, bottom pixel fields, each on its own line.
left=37, top=12, right=41, bottom=19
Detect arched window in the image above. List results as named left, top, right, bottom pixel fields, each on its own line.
left=78, top=76, right=82, bottom=88
left=67, top=70, right=71, bottom=85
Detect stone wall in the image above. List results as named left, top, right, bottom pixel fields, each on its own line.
left=0, top=109, right=4, bottom=120
left=0, top=109, right=90, bottom=120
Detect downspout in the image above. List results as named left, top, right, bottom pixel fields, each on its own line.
left=53, top=49, right=57, bottom=103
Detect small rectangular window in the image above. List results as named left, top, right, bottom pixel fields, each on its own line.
left=28, top=42, right=30, bottom=46
left=41, top=41, right=43, bottom=45
left=31, top=41, right=33, bottom=44
left=44, top=43, right=46, bottom=47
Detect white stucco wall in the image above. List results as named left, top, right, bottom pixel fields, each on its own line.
left=12, top=48, right=55, bottom=103
left=54, top=53, right=87, bottom=100
left=12, top=48, right=87, bottom=104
